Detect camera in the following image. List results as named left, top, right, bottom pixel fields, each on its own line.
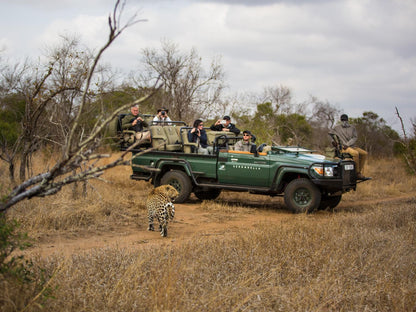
left=220, top=120, right=227, bottom=125
left=161, top=111, right=166, bottom=116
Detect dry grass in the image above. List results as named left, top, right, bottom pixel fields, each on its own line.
left=1, top=154, right=416, bottom=311
left=343, top=157, right=416, bottom=202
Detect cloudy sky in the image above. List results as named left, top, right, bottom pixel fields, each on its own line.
left=1, top=0, right=415, bottom=132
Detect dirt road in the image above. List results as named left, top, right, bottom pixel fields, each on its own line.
left=26, top=194, right=414, bottom=258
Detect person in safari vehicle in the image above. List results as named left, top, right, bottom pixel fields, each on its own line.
left=121, top=104, right=151, bottom=145
left=153, top=107, right=172, bottom=124
left=210, top=115, right=240, bottom=135
left=330, top=114, right=368, bottom=180
left=234, top=130, right=256, bottom=152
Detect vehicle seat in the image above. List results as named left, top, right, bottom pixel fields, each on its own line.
left=163, top=126, right=182, bottom=151
left=206, top=131, right=236, bottom=150
left=180, top=127, right=198, bottom=153
left=150, top=126, right=168, bottom=150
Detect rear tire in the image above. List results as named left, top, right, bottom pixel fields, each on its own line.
left=284, top=178, right=321, bottom=213
left=160, top=170, right=192, bottom=203
left=194, top=188, right=222, bottom=200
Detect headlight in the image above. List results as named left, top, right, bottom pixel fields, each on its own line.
left=312, top=165, right=334, bottom=177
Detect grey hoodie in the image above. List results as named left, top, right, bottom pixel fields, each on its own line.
left=329, top=121, right=357, bottom=147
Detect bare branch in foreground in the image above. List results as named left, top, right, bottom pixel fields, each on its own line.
left=0, top=1, right=158, bottom=213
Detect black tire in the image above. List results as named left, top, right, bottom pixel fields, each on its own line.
left=284, top=178, right=321, bottom=213
left=194, top=188, right=222, bottom=200
left=318, top=195, right=342, bottom=210
left=160, top=170, right=192, bottom=203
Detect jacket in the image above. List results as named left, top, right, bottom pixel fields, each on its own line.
left=121, top=113, right=149, bottom=132
left=330, top=123, right=357, bottom=147
left=188, top=128, right=209, bottom=152
left=234, top=140, right=252, bottom=152
left=210, top=122, right=240, bottom=135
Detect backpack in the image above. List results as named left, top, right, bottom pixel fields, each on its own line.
left=109, top=113, right=127, bottom=142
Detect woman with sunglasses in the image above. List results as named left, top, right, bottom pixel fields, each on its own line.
left=188, top=119, right=213, bottom=155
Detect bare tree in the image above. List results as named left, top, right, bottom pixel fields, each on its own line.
left=1, top=37, right=95, bottom=182
left=307, top=97, right=342, bottom=151
left=310, top=96, right=341, bottom=129
left=44, top=35, right=93, bottom=132
left=135, top=39, right=225, bottom=122
left=0, top=0, right=154, bottom=213
left=395, top=107, right=416, bottom=174
left=261, top=84, right=293, bottom=114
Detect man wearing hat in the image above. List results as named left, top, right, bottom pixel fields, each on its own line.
left=153, top=107, right=172, bottom=124
left=210, top=115, right=240, bottom=135
left=330, top=114, right=368, bottom=180
left=234, top=130, right=255, bottom=152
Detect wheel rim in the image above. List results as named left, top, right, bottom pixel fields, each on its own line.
left=168, top=180, right=182, bottom=193
left=293, top=187, right=312, bottom=206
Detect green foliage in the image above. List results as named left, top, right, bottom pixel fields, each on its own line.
left=0, top=119, right=19, bottom=147
left=254, top=102, right=274, bottom=123
left=0, top=93, right=25, bottom=148
left=277, top=113, right=312, bottom=146
left=350, top=111, right=399, bottom=157
left=0, top=214, right=55, bottom=311
left=234, top=102, right=312, bottom=146
left=0, top=214, right=33, bottom=282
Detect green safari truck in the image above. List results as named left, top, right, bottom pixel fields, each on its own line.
left=127, top=123, right=359, bottom=213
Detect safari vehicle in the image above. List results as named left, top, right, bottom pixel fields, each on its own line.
left=117, top=117, right=364, bottom=213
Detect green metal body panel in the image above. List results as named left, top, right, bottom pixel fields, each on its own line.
left=217, top=151, right=271, bottom=186
left=130, top=145, right=354, bottom=194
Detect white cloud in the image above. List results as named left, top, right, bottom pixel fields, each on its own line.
left=0, top=0, right=415, bottom=132
left=36, top=15, right=108, bottom=50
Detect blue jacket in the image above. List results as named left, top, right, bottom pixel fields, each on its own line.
left=188, top=128, right=209, bottom=149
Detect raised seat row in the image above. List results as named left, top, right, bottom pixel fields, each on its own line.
left=150, top=125, right=182, bottom=151
left=123, top=124, right=237, bottom=153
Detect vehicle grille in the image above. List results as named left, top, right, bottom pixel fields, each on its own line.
left=342, top=160, right=356, bottom=186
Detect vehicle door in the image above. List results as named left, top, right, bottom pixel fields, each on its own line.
left=217, top=150, right=270, bottom=187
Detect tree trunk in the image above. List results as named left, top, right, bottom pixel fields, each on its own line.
left=19, top=151, right=28, bottom=182
left=8, top=162, right=15, bottom=185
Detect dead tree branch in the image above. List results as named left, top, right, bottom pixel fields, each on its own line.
left=395, top=107, right=416, bottom=175
left=0, top=0, right=156, bottom=213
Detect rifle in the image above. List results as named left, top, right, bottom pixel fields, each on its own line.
left=329, top=133, right=352, bottom=159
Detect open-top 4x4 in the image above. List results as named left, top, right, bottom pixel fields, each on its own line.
left=120, top=120, right=366, bottom=213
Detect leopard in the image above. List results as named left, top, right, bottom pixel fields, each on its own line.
left=146, top=184, right=179, bottom=237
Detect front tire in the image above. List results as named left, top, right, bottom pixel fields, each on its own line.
left=284, top=178, right=321, bottom=213
left=160, top=170, right=192, bottom=203
left=318, top=194, right=342, bottom=210
left=194, top=188, right=222, bottom=200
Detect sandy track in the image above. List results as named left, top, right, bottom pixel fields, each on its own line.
left=26, top=194, right=414, bottom=258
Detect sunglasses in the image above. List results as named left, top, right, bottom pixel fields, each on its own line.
left=243, top=134, right=251, bottom=136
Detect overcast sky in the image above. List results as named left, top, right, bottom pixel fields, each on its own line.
left=1, top=0, right=415, bottom=132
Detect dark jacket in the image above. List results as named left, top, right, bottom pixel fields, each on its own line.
left=188, top=128, right=209, bottom=152
left=210, top=122, right=240, bottom=135
left=121, top=113, right=148, bottom=132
